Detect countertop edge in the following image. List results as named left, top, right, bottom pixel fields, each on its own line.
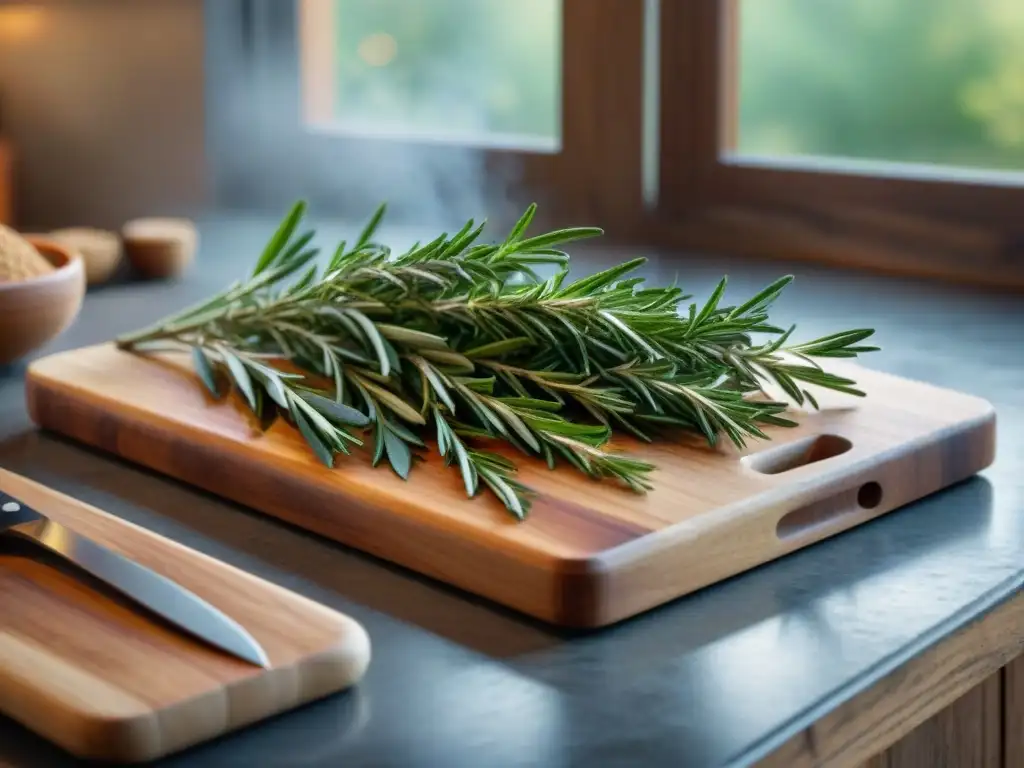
left=730, top=571, right=1024, bottom=767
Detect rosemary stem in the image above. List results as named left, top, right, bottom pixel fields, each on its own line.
left=116, top=318, right=212, bottom=348
left=111, top=198, right=878, bottom=520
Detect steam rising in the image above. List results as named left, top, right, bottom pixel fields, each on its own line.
left=213, top=39, right=536, bottom=236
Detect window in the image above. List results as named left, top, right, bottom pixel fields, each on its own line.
left=658, top=0, right=1024, bottom=289
left=298, top=0, right=562, bottom=151
left=208, top=0, right=1024, bottom=288
left=734, top=0, right=1024, bottom=175
left=206, top=0, right=646, bottom=236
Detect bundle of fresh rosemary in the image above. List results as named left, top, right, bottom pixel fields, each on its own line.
left=116, top=201, right=878, bottom=519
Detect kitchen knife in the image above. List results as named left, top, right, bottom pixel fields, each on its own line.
left=0, top=489, right=271, bottom=668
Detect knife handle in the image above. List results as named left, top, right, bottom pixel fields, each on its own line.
left=0, top=491, right=45, bottom=532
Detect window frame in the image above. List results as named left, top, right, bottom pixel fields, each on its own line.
left=204, top=0, right=648, bottom=236
left=657, top=0, right=1024, bottom=289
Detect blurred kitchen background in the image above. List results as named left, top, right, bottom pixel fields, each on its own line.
left=0, top=1, right=206, bottom=230
left=1, top=0, right=1022, bottom=287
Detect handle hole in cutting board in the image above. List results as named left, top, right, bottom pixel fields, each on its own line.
left=776, top=481, right=885, bottom=540
left=742, top=434, right=852, bottom=475
left=857, top=481, right=883, bottom=509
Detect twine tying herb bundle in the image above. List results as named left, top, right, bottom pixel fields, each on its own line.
left=116, top=201, right=878, bottom=519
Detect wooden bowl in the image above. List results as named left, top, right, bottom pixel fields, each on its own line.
left=0, top=237, right=86, bottom=365
left=48, top=227, right=123, bottom=286
left=122, top=217, right=197, bottom=280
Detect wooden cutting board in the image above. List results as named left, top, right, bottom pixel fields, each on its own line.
left=24, top=343, right=996, bottom=629
left=0, top=466, right=371, bottom=764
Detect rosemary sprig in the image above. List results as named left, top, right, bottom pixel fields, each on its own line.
left=116, top=200, right=879, bottom=519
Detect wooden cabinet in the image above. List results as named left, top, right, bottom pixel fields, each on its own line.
left=862, top=673, right=1003, bottom=767
left=760, top=589, right=1024, bottom=767
left=1007, top=656, right=1024, bottom=768
left=857, top=656, right=1023, bottom=768
left=0, top=139, right=11, bottom=225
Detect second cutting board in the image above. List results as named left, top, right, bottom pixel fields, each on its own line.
left=25, top=343, right=995, bottom=628
left=0, top=467, right=371, bottom=764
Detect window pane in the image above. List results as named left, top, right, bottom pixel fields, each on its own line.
left=735, top=0, right=1024, bottom=174
left=300, top=0, right=562, bottom=151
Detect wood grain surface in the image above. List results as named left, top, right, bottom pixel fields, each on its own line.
left=0, top=467, right=371, bottom=764
left=25, top=342, right=997, bottom=628
left=1006, top=655, right=1024, bottom=768
left=858, top=675, right=1002, bottom=767
left=760, top=591, right=1024, bottom=768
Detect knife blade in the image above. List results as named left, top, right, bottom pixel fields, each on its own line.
left=0, top=490, right=270, bottom=668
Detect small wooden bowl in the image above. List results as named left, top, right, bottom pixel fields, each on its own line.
left=122, top=217, right=197, bottom=280
left=48, top=227, right=123, bottom=286
left=0, top=237, right=86, bottom=365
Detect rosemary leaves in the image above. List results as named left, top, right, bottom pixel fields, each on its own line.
left=116, top=201, right=878, bottom=519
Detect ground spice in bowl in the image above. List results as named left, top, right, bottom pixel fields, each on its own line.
left=0, top=224, right=55, bottom=283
